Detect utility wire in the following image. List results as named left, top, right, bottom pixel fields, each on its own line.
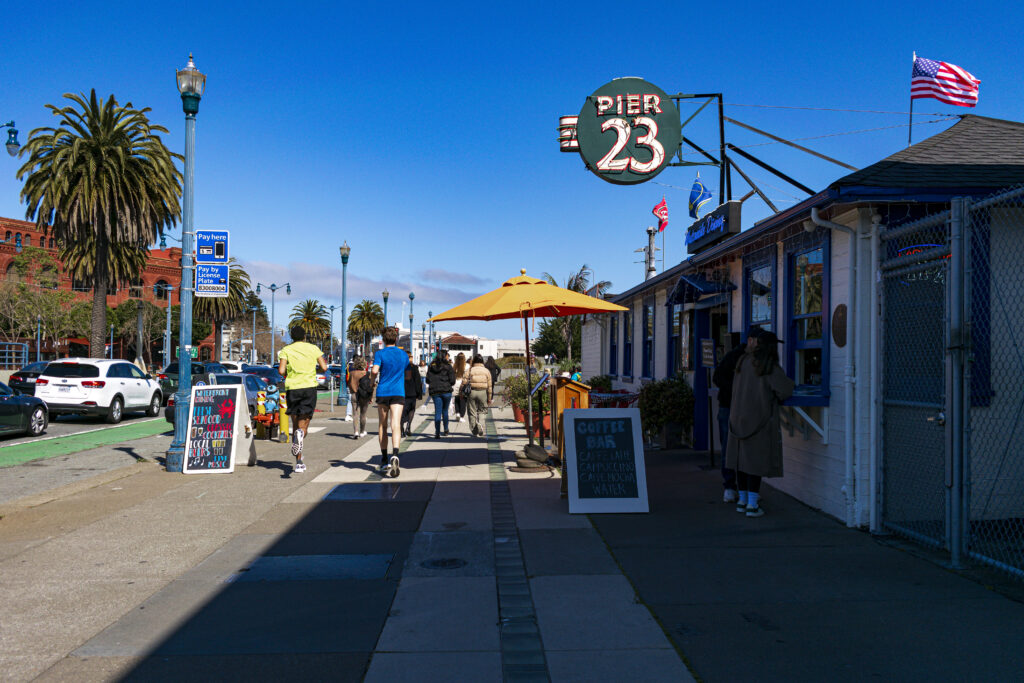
left=723, top=103, right=956, bottom=116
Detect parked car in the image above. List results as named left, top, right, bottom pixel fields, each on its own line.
left=9, top=361, right=50, bottom=396
left=158, top=361, right=228, bottom=400
left=0, top=381, right=48, bottom=437
left=326, top=364, right=345, bottom=388
left=165, top=372, right=264, bottom=426
left=35, top=359, right=162, bottom=423
left=242, top=365, right=284, bottom=387
left=219, top=361, right=243, bottom=373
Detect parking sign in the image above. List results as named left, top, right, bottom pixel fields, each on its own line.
left=196, top=264, right=229, bottom=297
left=196, top=230, right=229, bottom=264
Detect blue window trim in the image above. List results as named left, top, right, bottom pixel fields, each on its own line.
left=609, top=315, right=618, bottom=377
left=622, top=306, right=633, bottom=379
left=742, top=245, right=777, bottom=339
left=784, top=231, right=831, bottom=402
left=641, top=298, right=655, bottom=379
left=666, top=303, right=685, bottom=376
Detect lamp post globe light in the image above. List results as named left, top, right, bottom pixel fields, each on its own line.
left=256, top=282, right=291, bottom=361
left=2, top=121, right=19, bottom=156
left=338, top=242, right=351, bottom=408
left=166, top=53, right=207, bottom=472
left=408, top=291, right=415, bottom=361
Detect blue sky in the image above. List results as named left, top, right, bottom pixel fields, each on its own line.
left=2, top=1, right=1020, bottom=340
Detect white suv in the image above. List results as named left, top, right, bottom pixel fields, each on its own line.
left=35, top=358, right=163, bottom=424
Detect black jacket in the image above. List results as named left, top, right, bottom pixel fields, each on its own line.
left=712, top=344, right=747, bottom=409
left=426, top=362, right=455, bottom=395
left=404, top=362, right=423, bottom=400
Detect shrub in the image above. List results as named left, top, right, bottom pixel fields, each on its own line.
left=500, top=373, right=550, bottom=412
left=637, top=372, right=695, bottom=441
left=586, top=374, right=613, bottom=392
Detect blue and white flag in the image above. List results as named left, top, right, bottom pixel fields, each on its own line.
left=688, top=173, right=713, bottom=219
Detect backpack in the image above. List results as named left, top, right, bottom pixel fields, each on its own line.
left=357, top=373, right=373, bottom=401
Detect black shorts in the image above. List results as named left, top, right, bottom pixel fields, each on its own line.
left=286, top=387, right=317, bottom=417
left=376, top=395, right=404, bottom=407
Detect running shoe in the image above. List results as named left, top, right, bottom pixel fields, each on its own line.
left=291, top=429, right=304, bottom=456
left=388, top=455, right=400, bottom=478
left=293, top=460, right=306, bottom=474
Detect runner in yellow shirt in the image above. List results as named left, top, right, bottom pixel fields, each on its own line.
left=277, top=325, right=328, bottom=474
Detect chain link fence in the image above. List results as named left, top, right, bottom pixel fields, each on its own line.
left=880, top=186, right=1024, bottom=579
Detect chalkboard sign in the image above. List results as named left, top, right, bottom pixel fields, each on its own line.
left=184, top=385, right=243, bottom=473
left=701, top=339, right=716, bottom=367
left=563, top=408, right=648, bottom=514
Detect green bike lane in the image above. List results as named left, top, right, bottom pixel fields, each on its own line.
left=0, top=419, right=170, bottom=468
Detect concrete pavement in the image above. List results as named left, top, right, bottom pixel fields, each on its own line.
left=1, top=398, right=1022, bottom=681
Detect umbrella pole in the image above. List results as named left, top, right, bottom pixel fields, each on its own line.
left=524, top=313, right=535, bottom=447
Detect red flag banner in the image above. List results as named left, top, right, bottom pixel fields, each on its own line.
left=653, top=197, right=668, bottom=232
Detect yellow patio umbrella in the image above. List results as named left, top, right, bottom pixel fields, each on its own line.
left=429, top=269, right=627, bottom=448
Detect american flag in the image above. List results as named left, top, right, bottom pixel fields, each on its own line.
left=911, top=56, right=980, bottom=107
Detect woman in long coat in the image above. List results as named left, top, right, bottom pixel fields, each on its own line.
left=725, top=329, right=794, bottom=517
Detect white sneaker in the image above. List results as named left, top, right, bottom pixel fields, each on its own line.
left=344, top=416, right=353, bottom=422
left=388, top=455, right=400, bottom=478
left=291, top=429, right=304, bottom=456
left=359, top=431, right=367, bottom=438
left=723, top=489, right=738, bottom=503
left=293, top=460, right=306, bottom=473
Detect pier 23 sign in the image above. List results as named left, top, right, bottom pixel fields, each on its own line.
left=572, top=78, right=681, bottom=185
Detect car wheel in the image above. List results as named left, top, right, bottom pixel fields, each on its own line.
left=27, top=406, right=47, bottom=437
left=105, top=396, right=124, bottom=424
left=146, top=393, right=162, bottom=417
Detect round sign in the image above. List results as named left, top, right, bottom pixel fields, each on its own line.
left=576, top=78, right=681, bottom=185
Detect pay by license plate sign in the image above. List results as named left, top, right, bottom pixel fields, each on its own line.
left=195, top=264, right=229, bottom=297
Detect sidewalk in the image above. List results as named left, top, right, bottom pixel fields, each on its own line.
left=2, top=403, right=1022, bottom=681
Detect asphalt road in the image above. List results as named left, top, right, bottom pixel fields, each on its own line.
left=0, top=410, right=162, bottom=448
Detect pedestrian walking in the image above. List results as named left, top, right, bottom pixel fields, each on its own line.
left=485, top=356, right=501, bottom=385
left=277, top=325, right=328, bottom=474
left=725, top=329, right=794, bottom=517
left=347, top=356, right=371, bottom=438
left=712, top=332, right=747, bottom=503
left=451, top=352, right=467, bottom=423
left=371, top=327, right=406, bottom=477
left=401, top=350, right=423, bottom=437
left=465, top=354, right=493, bottom=437
left=426, top=352, right=455, bottom=438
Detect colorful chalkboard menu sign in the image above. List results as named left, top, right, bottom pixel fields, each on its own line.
left=563, top=408, right=649, bottom=513
left=184, top=385, right=246, bottom=474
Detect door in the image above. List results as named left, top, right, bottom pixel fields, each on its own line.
left=0, top=384, right=20, bottom=431
left=881, top=252, right=949, bottom=547
left=127, top=364, right=153, bottom=407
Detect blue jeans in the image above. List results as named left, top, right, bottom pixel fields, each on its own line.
left=432, top=393, right=452, bottom=433
left=718, top=406, right=737, bottom=490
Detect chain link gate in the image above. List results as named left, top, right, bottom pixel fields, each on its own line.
left=880, top=208, right=953, bottom=552
left=963, top=186, right=1024, bottom=578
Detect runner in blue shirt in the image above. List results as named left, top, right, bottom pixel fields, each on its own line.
left=371, top=326, right=406, bottom=477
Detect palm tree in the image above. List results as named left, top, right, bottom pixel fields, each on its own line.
left=540, top=264, right=611, bottom=364
left=18, top=90, right=182, bottom=358
left=194, top=258, right=252, bottom=360
left=289, top=299, right=331, bottom=348
left=347, top=299, right=385, bottom=356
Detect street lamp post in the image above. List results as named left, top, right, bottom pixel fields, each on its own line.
left=2, top=121, right=19, bottom=157
left=421, top=323, right=425, bottom=362
left=328, top=304, right=339, bottom=362
left=408, top=291, right=415, bottom=362
left=167, top=53, right=207, bottom=472
left=249, top=304, right=259, bottom=364
left=339, top=242, right=351, bottom=410
left=109, top=324, right=114, bottom=359
left=427, top=310, right=433, bottom=360
left=157, top=284, right=176, bottom=369
left=36, top=316, right=41, bottom=362
left=382, top=289, right=389, bottom=327
left=256, top=282, right=291, bottom=362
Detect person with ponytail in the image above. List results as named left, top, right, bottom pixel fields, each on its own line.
left=725, top=328, right=794, bottom=517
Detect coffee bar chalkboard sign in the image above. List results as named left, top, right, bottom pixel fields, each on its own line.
left=563, top=408, right=648, bottom=513
left=184, top=385, right=245, bottom=474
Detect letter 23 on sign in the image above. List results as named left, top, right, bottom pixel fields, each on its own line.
left=574, top=78, right=682, bottom=186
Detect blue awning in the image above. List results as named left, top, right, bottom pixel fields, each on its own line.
left=665, top=274, right=735, bottom=306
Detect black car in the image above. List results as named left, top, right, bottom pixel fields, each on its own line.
left=0, top=381, right=48, bottom=437
left=242, top=365, right=284, bottom=387
left=9, top=361, right=49, bottom=396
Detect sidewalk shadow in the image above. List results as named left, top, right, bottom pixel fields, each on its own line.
left=254, top=458, right=298, bottom=479
left=113, top=446, right=149, bottom=463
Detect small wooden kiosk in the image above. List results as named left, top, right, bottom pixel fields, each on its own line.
left=552, top=376, right=589, bottom=464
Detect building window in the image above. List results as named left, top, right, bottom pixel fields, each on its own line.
left=785, top=232, right=830, bottom=403
left=49, top=238, right=55, bottom=249
left=4, top=231, right=9, bottom=242
left=667, top=304, right=691, bottom=375
left=743, top=245, right=776, bottom=336
left=608, top=315, right=618, bottom=376
left=5, top=262, right=18, bottom=282
left=641, top=299, right=655, bottom=378
left=622, top=307, right=633, bottom=378
left=154, top=280, right=170, bottom=300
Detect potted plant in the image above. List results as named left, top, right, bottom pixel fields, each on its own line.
left=501, top=374, right=528, bottom=421
left=637, top=371, right=695, bottom=448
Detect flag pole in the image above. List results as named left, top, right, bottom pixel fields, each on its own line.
left=908, top=51, right=916, bottom=146
left=661, top=228, right=665, bottom=273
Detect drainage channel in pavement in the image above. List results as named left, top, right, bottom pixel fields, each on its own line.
left=487, top=410, right=550, bottom=682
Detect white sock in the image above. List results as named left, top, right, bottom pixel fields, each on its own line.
left=748, top=492, right=760, bottom=509
left=738, top=491, right=748, bottom=506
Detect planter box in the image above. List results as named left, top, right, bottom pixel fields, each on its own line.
left=525, top=413, right=551, bottom=438
left=512, top=405, right=525, bottom=422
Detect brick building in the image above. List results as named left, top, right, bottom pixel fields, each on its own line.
left=0, top=215, right=215, bottom=361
